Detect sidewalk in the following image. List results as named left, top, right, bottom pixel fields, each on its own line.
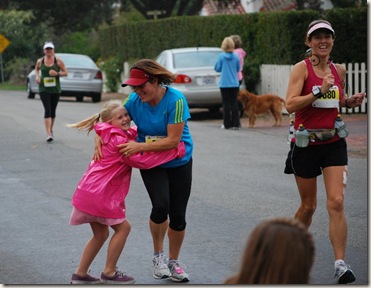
left=102, top=92, right=368, bottom=158
left=238, top=113, right=367, bottom=158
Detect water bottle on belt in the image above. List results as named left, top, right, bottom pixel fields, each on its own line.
left=287, top=119, right=295, bottom=144
left=295, top=124, right=309, bottom=147
left=334, top=114, right=349, bottom=138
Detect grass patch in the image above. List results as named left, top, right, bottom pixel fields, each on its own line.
left=0, top=82, right=25, bottom=91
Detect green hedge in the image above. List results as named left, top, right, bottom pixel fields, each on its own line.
left=98, top=8, right=367, bottom=89
left=99, top=8, right=366, bottom=62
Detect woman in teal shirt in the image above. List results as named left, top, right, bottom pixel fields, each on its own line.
left=120, top=60, right=193, bottom=282
left=96, top=59, right=193, bottom=282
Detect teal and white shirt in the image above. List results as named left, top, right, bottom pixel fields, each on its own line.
left=123, top=86, right=193, bottom=168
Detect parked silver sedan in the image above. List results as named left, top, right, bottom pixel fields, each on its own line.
left=27, top=53, right=103, bottom=102
left=155, top=47, right=222, bottom=112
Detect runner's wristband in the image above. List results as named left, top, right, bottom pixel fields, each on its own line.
left=345, top=98, right=351, bottom=109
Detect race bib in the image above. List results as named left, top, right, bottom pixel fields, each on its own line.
left=312, top=85, right=340, bottom=109
left=43, top=77, right=56, bottom=87
left=145, top=135, right=166, bottom=143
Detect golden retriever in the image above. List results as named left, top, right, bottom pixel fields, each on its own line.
left=238, top=90, right=285, bottom=128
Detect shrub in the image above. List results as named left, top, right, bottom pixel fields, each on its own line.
left=98, top=56, right=123, bottom=92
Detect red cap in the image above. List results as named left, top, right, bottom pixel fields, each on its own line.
left=121, top=68, right=150, bottom=87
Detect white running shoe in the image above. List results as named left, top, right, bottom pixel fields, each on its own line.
left=334, top=261, right=356, bottom=284
left=168, top=259, right=189, bottom=282
left=152, top=253, right=171, bottom=279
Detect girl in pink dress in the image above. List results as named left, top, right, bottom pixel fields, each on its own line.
left=67, top=99, right=185, bottom=284
left=230, top=35, right=246, bottom=85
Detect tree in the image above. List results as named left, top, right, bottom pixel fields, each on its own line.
left=331, top=0, right=366, bottom=7
left=5, top=0, right=116, bottom=35
left=0, top=10, right=49, bottom=81
left=127, top=0, right=204, bottom=19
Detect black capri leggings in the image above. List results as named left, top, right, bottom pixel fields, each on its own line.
left=40, top=91, right=60, bottom=118
left=140, top=158, right=192, bottom=231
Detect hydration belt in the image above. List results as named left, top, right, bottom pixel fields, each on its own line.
left=307, top=129, right=337, bottom=142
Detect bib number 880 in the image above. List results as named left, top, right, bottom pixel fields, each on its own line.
left=322, top=90, right=337, bottom=99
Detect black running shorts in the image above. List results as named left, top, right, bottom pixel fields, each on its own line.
left=284, top=139, right=348, bottom=178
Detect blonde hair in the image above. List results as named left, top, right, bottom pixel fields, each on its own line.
left=224, top=217, right=315, bottom=284
left=66, top=99, right=123, bottom=134
left=221, top=36, right=235, bottom=52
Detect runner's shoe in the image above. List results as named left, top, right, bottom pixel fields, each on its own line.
left=100, top=270, right=135, bottom=284
left=334, top=262, right=356, bottom=284
left=168, top=259, right=189, bottom=282
left=70, top=272, right=101, bottom=284
left=152, top=253, right=171, bottom=279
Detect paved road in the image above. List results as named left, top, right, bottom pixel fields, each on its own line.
left=0, top=91, right=367, bottom=285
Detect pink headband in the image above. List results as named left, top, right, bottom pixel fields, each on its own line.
left=307, top=23, right=335, bottom=36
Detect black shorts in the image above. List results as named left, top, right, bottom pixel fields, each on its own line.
left=284, top=139, right=348, bottom=178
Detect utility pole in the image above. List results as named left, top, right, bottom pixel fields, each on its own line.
left=147, top=10, right=165, bottom=20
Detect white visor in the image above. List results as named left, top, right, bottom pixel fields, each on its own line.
left=43, top=42, right=55, bottom=49
left=307, top=23, right=335, bottom=36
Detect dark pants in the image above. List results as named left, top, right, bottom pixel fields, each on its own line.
left=140, top=158, right=192, bottom=231
left=40, top=91, right=60, bottom=118
left=220, top=87, right=240, bottom=129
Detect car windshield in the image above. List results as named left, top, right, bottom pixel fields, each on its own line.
left=173, top=51, right=221, bottom=69
left=57, top=54, right=96, bottom=68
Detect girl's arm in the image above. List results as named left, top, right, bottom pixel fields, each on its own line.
left=93, top=134, right=103, bottom=162
left=121, top=142, right=185, bottom=169
left=117, top=122, right=184, bottom=157
left=93, top=123, right=184, bottom=162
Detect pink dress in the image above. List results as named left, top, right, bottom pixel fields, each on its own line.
left=69, top=122, right=185, bottom=226
left=234, top=48, right=246, bottom=81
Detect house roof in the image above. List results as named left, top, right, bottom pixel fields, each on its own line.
left=201, top=0, right=297, bottom=15
left=202, top=0, right=246, bottom=15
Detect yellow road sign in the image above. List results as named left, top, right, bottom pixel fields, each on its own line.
left=0, top=34, right=11, bottom=53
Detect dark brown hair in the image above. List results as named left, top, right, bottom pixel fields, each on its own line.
left=305, top=19, right=335, bottom=45
left=230, top=34, right=242, bottom=49
left=224, top=217, right=315, bottom=284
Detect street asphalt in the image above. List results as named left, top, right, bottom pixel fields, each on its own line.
left=0, top=90, right=368, bottom=285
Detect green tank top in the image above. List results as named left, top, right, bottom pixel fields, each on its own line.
left=39, top=57, right=61, bottom=94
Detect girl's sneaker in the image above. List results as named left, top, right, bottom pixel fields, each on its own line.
left=168, top=260, right=189, bottom=282
left=70, top=273, right=101, bottom=284
left=100, top=270, right=135, bottom=284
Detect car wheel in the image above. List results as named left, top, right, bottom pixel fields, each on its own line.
left=208, top=106, right=220, bottom=114
left=76, top=96, right=84, bottom=102
left=92, top=93, right=101, bottom=103
left=27, top=80, right=35, bottom=99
